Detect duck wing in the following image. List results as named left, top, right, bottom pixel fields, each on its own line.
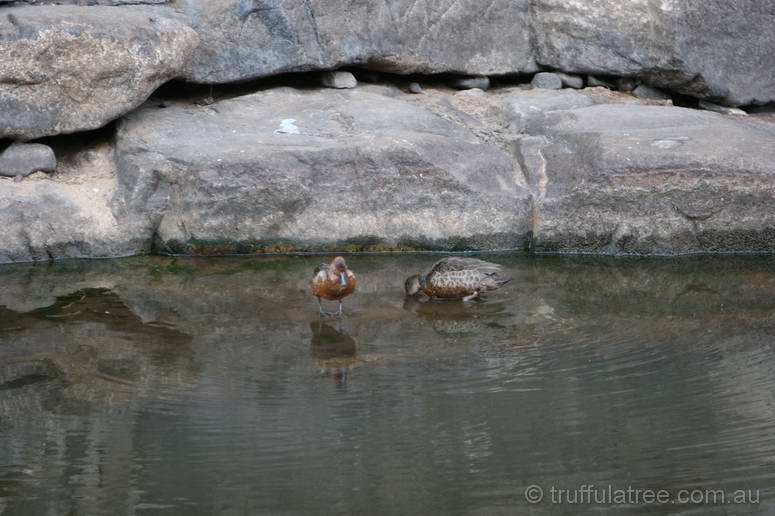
left=428, top=257, right=504, bottom=277
left=313, top=262, right=329, bottom=278
left=428, top=257, right=510, bottom=292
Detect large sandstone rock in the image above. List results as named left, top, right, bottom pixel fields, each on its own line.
left=2, top=87, right=774, bottom=263
left=0, top=6, right=198, bottom=140
left=0, top=142, right=142, bottom=263
left=114, top=88, right=531, bottom=253
left=519, top=104, right=775, bottom=254
left=532, top=0, right=775, bottom=106
left=178, top=0, right=536, bottom=83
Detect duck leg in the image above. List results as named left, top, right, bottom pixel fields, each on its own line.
left=318, top=298, right=335, bottom=317
left=337, top=300, right=344, bottom=317
left=462, top=291, right=480, bottom=303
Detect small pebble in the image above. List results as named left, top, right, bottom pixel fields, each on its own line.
left=587, top=75, right=615, bottom=89
left=531, top=72, right=563, bottom=90
left=452, top=76, right=490, bottom=91
left=408, top=82, right=423, bottom=94
left=699, top=100, right=748, bottom=116
left=321, top=71, right=358, bottom=89
left=617, top=78, right=637, bottom=92
left=633, top=84, right=672, bottom=101
left=556, top=72, right=584, bottom=89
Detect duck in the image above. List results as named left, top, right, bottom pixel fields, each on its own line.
left=404, top=257, right=511, bottom=302
left=311, top=256, right=357, bottom=317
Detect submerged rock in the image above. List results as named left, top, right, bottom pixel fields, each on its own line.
left=0, top=6, right=198, bottom=140
left=0, top=143, right=56, bottom=177
left=114, top=88, right=531, bottom=254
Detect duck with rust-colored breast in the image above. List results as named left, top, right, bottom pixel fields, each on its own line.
left=312, top=256, right=357, bottom=317
left=404, top=257, right=511, bottom=302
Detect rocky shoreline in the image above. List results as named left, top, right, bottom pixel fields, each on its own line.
left=1, top=1, right=774, bottom=263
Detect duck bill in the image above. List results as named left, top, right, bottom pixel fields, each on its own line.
left=339, top=272, right=347, bottom=286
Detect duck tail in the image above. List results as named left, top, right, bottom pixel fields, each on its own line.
left=482, top=272, right=511, bottom=290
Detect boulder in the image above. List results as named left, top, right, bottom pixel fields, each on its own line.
left=114, top=88, right=532, bottom=254
left=178, top=0, right=536, bottom=84
left=519, top=104, right=775, bottom=254
left=0, top=142, right=142, bottom=263
left=0, top=6, right=198, bottom=140
left=532, top=0, right=775, bottom=106
left=0, top=143, right=56, bottom=177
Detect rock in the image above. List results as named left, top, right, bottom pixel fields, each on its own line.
left=408, top=82, right=423, bottom=94
left=3, top=87, right=775, bottom=262
left=321, top=71, right=357, bottom=89
left=531, top=72, right=563, bottom=90
left=179, top=0, right=536, bottom=84
left=0, top=142, right=142, bottom=264
left=3, top=0, right=166, bottom=4
left=532, top=0, right=775, bottom=106
left=633, top=85, right=672, bottom=101
left=453, top=76, right=491, bottom=91
left=587, top=76, right=615, bottom=89
left=616, top=78, right=638, bottom=93
left=699, top=101, right=748, bottom=116
left=556, top=73, right=584, bottom=89
left=502, top=89, right=594, bottom=132
left=114, top=88, right=531, bottom=254
left=0, top=143, right=56, bottom=177
left=0, top=360, right=61, bottom=390
left=520, top=104, right=775, bottom=254
left=0, top=6, right=198, bottom=140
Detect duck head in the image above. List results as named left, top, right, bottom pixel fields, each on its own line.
left=333, top=256, right=348, bottom=286
left=404, top=274, right=423, bottom=296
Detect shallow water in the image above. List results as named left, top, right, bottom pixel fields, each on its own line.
left=1, top=255, right=774, bottom=515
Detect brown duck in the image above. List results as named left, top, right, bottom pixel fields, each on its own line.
left=311, top=256, right=357, bottom=316
left=404, top=257, right=511, bottom=302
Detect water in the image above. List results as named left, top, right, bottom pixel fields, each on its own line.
left=1, top=255, right=774, bottom=516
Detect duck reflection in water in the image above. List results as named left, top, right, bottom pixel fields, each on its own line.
left=402, top=296, right=508, bottom=338
left=309, top=321, right=358, bottom=385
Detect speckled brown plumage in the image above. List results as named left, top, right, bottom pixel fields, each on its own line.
left=407, top=257, right=510, bottom=300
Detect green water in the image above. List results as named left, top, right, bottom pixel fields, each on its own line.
left=0, top=255, right=774, bottom=515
